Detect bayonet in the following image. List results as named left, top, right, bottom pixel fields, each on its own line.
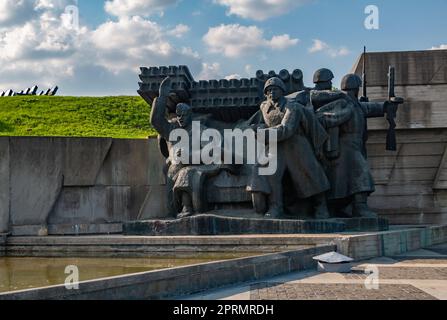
left=360, top=46, right=369, bottom=103
left=386, top=66, right=404, bottom=151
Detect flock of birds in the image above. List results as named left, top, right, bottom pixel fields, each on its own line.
left=1, top=85, right=59, bottom=97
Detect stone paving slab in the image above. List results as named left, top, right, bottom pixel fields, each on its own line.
left=397, top=259, right=447, bottom=265
left=249, top=283, right=437, bottom=300
left=347, top=267, right=447, bottom=280
left=184, top=244, right=447, bottom=300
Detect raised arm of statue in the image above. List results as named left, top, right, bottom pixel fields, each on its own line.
left=361, top=101, right=386, bottom=118
left=150, top=77, right=175, bottom=139
left=268, top=103, right=300, bottom=142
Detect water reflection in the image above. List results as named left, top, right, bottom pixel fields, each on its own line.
left=0, top=253, right=259, bottom=293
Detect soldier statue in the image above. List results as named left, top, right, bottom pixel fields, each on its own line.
left=315, top=72, right=399, bottom=218
left=151, top=77, right=224, bottom=218
left=251, top=77, right=331, bottom=219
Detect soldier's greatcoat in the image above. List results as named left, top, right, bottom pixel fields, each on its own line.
left=252, top=96, right=330, bottom=208
left=151, top=97, right=223, bottom=214
left=315, top=93, right=385, bottom=200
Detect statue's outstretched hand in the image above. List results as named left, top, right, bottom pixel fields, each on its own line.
left=159, top=77, right=172, bottom=97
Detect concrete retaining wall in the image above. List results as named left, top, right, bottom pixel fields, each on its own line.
left=367, top=129, right=447, bottom=224
left=0, top=234, right=6, bottom=257
left=0, top=132, right=447, bottom=235
left=0, top=137, right=166, bottom=236
left=350, top=50, right=447, bottom=224
left=336, top=225, right=447, bottom=260
left=351, top=49, right=447, bottom=130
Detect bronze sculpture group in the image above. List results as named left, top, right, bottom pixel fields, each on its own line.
left=148, top=66, right=403, bottom=221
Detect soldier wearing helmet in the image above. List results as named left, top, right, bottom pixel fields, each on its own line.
left=341, top=73, right=362, bottom=91
left=313, top=68, right=335, bottom=91
left=253, top=77, right=331, bottom=219
left=315, top=73, right=390, bottom=218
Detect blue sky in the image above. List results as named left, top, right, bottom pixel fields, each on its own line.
left=1, top=0, right=447, bottom=96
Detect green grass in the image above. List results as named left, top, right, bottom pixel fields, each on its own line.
left=0, top=96, right=157, bottom=139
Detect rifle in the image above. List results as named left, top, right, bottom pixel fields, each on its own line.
left=386, top=66, right=404, bottom=151
left=360, top=46, right=369, bottom=103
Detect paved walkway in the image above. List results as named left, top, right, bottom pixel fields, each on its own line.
left=185, top=243, right=447, bottom=300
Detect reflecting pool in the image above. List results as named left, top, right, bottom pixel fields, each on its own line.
left=0, top=252, right=261, bottom=293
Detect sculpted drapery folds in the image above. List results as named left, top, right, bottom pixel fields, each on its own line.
left=249, top=77, right=331, bottom=219
left=151, top=77, right=223, bottom=218
left=313, top=72, right=391, bottom=218
left=148, top=66, right=401, bottom=222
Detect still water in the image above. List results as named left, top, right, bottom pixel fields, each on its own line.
left=0, top=252, right=259, bottom=293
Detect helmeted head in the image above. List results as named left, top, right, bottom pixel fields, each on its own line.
left=341, top=74, right=362, bottom=91
left=264, top=77, right=287, bottom=102
left=341, top=74, right=362, bottom=98
left=176, top=103, right=192, bottom=128
left=313, top=68, right=334, bottom=90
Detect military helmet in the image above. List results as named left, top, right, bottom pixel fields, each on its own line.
left=341, top=74, right=362, bottom=91
left=264, top=77, right=287, bottom=94
left=313, top=68, right=334, bottom=84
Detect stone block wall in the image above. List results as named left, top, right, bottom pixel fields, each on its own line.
left=0, top=137, right=166, bottom=236
left=1, top=131, right=447, bottom=235
left=367, top=129, right=447, bottom=224
left=350, top=49, right=447, bottom=224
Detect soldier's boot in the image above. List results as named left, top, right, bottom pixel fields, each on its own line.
left=313, top=193, right=330, bottom=220
left=265, top=205, right=284, bottom=219
left=265, top=197, right=284, bottom=219
left=177, top=193, right=195, bottom=219
left=265, top=183, right=284, bottom=219
left=177, top=207, right=194, bottom=219
left=352, top=193, right=378, bottom=218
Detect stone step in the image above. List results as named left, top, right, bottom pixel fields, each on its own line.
left=123, top=215, right=388, bottom=236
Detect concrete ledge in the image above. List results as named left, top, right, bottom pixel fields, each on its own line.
left=335, top=218, right=389, bottom=232
left=47, top=223, right=123, bottom=236
left=0, top=245, right=335, bottom=300
left=5, top=225, right=446, bottom=260
left=0, top=233, right=6, bottom=257
left=11, top=225, right=48, bottom=237
left=12, top=223, right=123, bottom=237
left=4, top=235, right=334, bottom=257
left=335, top=225, right=447, bottom=260
left=123, top=215, right=350, bottom=236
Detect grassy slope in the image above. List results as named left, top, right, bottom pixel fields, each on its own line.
left=0, top=96, right=157, bottom=139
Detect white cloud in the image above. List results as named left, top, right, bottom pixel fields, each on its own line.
left=203, top=24, right=298, bottom=58
left=431, top=44, right=447, bottom=50
left=214, top=0, right=311, bottom=21
left=244, top=64, right=253, bottom=76
left=309, top=39, right=350, bottom=58
left=0, top=0, right=76, bottom=27
left=167, top=24, right=190, bottom=38
left=104, top=0, right=178, bottom=17
left=225, top=74, right=241, bottom=80
left=199, top=62, right=221, bottom=80
left=89, top=17, right=200, bottom=75
left=0, top=1, right=202, bottom=95
left=269, top=34, right=300, bottom=50
left=0, top=0, right=35, bottom=26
